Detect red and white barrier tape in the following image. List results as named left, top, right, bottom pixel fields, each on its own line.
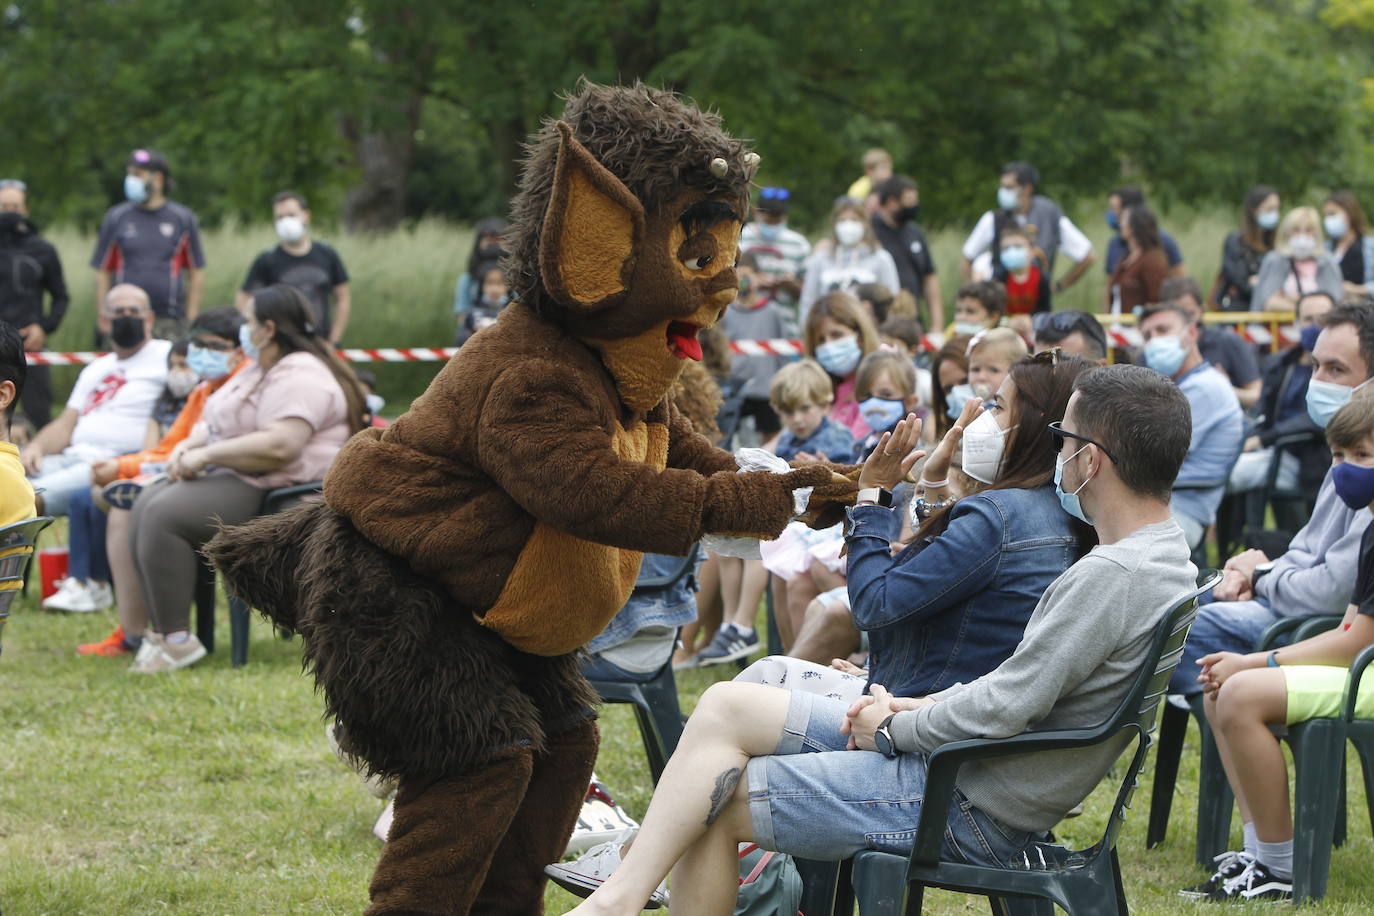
left=22, top=325, right=1302, bottom=366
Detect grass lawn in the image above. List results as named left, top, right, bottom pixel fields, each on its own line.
left=2, top=581, right=1373, bottom=915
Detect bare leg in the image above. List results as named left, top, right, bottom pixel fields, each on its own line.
left=771, top=575, right=794, bottom=649
left=783, top=575, right=819, bottom=652
left=1209, top=669, right=1292, bottom=842
left=564, top=682, right=792, bottom=916
left=734, top=559, right=770, bottom=631
left=789, top=595, right=860, bottom=665
left=106, top=508, right=148, bottom=639
left=807, top=557, right=846, bottom=594
left=718, top=557, right=743, bottom=627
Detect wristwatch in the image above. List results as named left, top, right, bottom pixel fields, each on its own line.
left=1251, top=562, right=1275, bottom=588
left=873, top=713, right=899, bottom=759
left=855, top=487, right=893, bottom=508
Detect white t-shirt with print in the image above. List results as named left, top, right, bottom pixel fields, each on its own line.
left=67, top=339, right=172, bottom=455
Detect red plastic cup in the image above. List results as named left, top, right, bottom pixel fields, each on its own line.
left=38, top=547, right=68, bottom=600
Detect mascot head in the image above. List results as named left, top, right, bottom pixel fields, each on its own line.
left=507, top=80, right=759, bottom=412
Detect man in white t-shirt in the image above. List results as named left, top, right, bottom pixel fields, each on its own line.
left=960, top=161, right=1096, bottom=292
left=21, top=284, right=170, bottom=515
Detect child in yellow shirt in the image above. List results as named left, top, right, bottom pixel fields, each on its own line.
left=0, top=320, right=36, bottom=525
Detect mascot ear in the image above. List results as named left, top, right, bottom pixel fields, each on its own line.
left=539, top=121, right=646, bottom=312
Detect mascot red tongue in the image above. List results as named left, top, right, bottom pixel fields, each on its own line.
left=205, top=80, right=855, bottom=915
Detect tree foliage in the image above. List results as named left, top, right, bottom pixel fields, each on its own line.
left=2, top=0, right=1372, bottom=233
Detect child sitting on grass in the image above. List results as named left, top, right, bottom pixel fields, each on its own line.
left=1187, top=394, right=1374, bottom=903
left=967, top=327, right=1028, bottom=400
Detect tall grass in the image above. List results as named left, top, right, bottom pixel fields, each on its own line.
left=37, top=206, right=1242, bottom=410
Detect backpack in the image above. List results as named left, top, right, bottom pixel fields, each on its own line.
left=735, top=843, right=803, bottom=916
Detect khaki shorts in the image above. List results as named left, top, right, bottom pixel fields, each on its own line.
left=1283, top=664, right=1374, bottom=724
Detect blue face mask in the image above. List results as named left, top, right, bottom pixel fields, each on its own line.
left=1332, top=460, right=1374, bottom=511
left=239, top=324, right=261, bottom=362
left=756, top=222, right=781, bottom=242
left=1300, top=323, right=1322, bottom=353
left=999, top=245, right=1029, bottom=272
left=1105, top=209, right=1119, bottom=232
left=815, top=336, right=862, bottom=376
left=1143, top=334, right=1188, bottom=377
left=945, top=382, right=974, bottom=419
left=997, top=186, right=1019, bottom=211
left=187, top=344, right=233, bottom=381
left=1307, top=377, right=1371, bottom=427
left=1054, top=445, right=1093, bottom=523
left=858, top=396, right=905, bottom=433
left=1257, top=209, right=1280, bottom=231
left=953, top=320, right=987, bottom=337
left=124, top=174, right=149, bottom=204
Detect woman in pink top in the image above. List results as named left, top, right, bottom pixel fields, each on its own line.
left=127, top=285, right=367, bottom=673
left=803, top=290, right=879, bottom=441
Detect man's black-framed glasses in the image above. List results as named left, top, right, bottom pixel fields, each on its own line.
left=1047, top=421, right=1118, bottom=463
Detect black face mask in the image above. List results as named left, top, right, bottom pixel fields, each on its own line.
left=896, top=204, right=920, bottom=224
left=478, top=244, right=504, bottom=261
left=0, top=211, right=23, bottom=236
left=110, top=315, right=146, bottom=348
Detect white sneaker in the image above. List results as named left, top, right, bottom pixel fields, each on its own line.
left=373, top=799, right=394, bottom=842
left=545, top=828, right=668, bottom=908
left=43, top=578, right=101, bottom=613
left=565, top=776, right=640, bottom=855
left=128, top=633, right=207, bottom=673
left=87, top=581, right=114, bottom=610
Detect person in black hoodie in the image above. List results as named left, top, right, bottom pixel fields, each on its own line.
left=0, top=180, right=68, bottom=432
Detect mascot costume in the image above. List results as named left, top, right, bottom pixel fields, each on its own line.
left=206, top=81, right=855, bottom=914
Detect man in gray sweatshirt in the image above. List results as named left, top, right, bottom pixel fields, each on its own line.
left=549, top=365, right=1198, bottom=914
left=1169, top=303, right=1374, bottom=695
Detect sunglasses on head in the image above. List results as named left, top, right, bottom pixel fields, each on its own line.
left=760, top=187, right=790, bottom=200
left=0, top=179, right=26, bottom=191
left=1047, top=421, right=1118, bottom=464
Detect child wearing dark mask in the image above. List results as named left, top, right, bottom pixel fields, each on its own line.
left=454, top=265, right=511, bottom=346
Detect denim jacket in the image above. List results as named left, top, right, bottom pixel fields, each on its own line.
left=586, top=552, right=700, bottom=655
left=846, top=485, right=1078, bottom=698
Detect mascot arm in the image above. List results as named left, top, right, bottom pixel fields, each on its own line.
left=478, top=365, right=837, bottom=550
left=665, top=399, right=738, bottom=476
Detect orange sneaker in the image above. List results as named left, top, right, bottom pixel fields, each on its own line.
left=77, top=626, right=132, bottom=657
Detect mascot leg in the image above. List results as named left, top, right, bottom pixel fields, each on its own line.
left=365, top=748, right=534, bottom=916
left=471, top=718, right=599, bottom=914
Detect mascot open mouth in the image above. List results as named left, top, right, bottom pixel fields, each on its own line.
left=666, top=321, right=703, bottom=361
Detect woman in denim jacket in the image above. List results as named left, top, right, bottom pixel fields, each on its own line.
left=844, top=351, right=1095, bottom=699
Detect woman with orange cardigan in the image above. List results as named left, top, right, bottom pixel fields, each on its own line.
left=75, top=308, right=247, bottom=658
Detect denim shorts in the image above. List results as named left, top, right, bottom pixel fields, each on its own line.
left=746, top=689, right=1040, bottom=865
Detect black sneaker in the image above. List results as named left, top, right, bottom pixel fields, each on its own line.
left=1179, top=850, right=1252, bottom=900
left=1216, top=859, right=1293, bottom=902
left=695, top=625, right=760, bottom=666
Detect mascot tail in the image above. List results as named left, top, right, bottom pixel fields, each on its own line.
left=203, top=501, right=325, bottom=632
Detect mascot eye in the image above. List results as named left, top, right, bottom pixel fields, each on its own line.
left=682, top=254, right=714, bottom=271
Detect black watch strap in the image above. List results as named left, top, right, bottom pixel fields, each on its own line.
left=874, top=713, right=899, bottom=758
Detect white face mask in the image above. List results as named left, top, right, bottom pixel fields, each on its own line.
left=275, top=215, right=307, bottom=244
left=834, top=219, right=865, bottom=247
left=1288, top=232, right=1317, bottom=259
left=961, top=408, right=1017, bottom=484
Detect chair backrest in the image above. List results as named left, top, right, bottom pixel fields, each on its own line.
left=632, top=543, right=701, bottom=596
left=0, top=515, right=56, bottom=655
left=1095, top=568, right=1220, bottom=851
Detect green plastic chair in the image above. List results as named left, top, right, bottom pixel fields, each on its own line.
left=0, top=515, right=55, bottom=659
left=837, top=571, right=1219, bottom=916
left=1147, top=614, right=1345, bottom=867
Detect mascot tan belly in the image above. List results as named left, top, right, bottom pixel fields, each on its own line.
left=205, top=81, right=853, bottom=915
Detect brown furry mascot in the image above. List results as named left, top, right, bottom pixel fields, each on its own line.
left=205, top=81, right=854, bottom=915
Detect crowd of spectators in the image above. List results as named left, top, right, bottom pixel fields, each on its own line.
left=5, top=142, right=1374, bottom=909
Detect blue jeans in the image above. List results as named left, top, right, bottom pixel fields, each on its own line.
left=746, top=689, right=1041, bottom=865
left=30, top=451, right=107, bottom=517
left=67, top=485, right=110, bottom=583
left=579, top=653, right=658, bottom=684
left=1169, top=599, right=1281, bottom=695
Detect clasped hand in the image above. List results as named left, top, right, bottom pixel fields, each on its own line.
left=856, top=414, right=926, bottom=492
left=839, top=683, right=934, bottom=751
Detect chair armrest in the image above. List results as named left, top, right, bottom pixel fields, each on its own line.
left=1254, top=615, right=1341, bottom=650
left=260, top=481, right=323, bottom=515
left=907, top=723, right=1133, bottom=865
left=1344, top=644, right=1374, bottom=723
left=1269, top=431, right=1324, bottom=451
left=1172, top=478, right=1226, bottom=491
